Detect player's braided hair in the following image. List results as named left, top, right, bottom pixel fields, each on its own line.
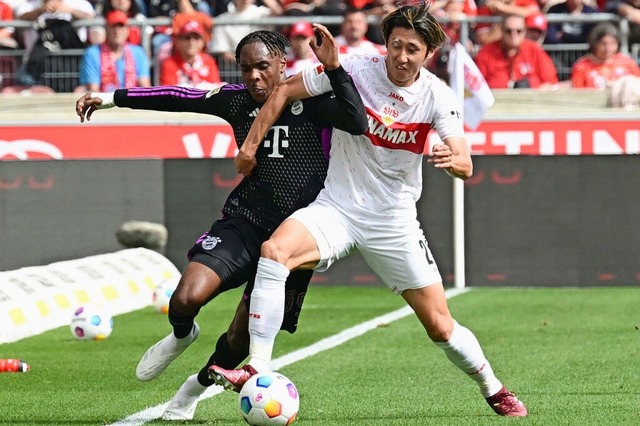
left=381, top=1, right=446, bottom=54
left=235, top=30, right=291, bottom=64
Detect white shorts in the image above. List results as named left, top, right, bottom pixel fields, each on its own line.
left=289, top=199, right=442, bottom=294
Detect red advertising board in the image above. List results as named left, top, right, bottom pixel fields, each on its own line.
left=1, top=119, right=638, bottom=160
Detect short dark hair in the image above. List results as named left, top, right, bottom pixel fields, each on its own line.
left=380, top=1, right=447, bottom=54
left=235, top=30, right=290, bottom=64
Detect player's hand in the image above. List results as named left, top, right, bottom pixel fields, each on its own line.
left=427, top=143, right=454, bottom=169
left=310, top=24, right=340, bottom=71
left=235, top=149, right=257, bottom=176
left=75, top=92, right=102, bottom=123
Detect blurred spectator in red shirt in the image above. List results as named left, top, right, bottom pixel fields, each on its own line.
left=285, top=21, right=318, bottom=76
left=146, top=0, right=212, bottom=57
left=475, top=14, right=559, bottom=88
left=159, top=19, right=222, bottom=89
left=474, top=0, right=540, bottom=45
left=571, top=22, right=640, bottom=88
left=155, top=10, right=212, bottom=63
left=524, top=12, right=546, bottom=45
left=335, top=8, right=386, bottom=55
left=546, top=0, right=599, bottom=44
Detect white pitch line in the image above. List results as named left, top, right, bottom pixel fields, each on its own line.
left=111, top=287, right=470, bottom=425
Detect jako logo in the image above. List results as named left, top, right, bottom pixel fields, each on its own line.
left=389, top=92, right=404, bottom=102
left=0, top=140, right=63, bottom=160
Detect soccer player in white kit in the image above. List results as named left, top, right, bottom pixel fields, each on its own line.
left=211, top=3, right=528, bottom=417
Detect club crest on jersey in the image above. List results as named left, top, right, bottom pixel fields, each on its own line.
left=290, top=100, right=303, bottom=115
left=380, top=104, right=399, bottom=126
left=202, top=236, right=222, bottom=250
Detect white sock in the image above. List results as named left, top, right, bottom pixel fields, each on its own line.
left=434, top=321, right=503, bottom=398
left=183, top=374, right=207, bottom=396
left=247, top=257, right=289, bottom=372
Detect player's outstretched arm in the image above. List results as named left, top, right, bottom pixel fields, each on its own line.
left=77, top=87, right=224, bottom=124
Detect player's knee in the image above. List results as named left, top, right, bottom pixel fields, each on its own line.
left=261, top=239, right=290, bottom=263
left=424, top=314, right=454, bottom=342
left=170, top=284, right=206, bottom=315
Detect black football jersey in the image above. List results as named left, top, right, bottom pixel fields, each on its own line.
left=114, top=74, right=365, bottom=232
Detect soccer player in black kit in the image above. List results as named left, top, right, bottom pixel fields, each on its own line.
left=75, top=29, right=367, bottom=420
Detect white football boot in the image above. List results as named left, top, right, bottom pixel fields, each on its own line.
left=162, top=374, right=206, bottom=421
left=135, top=323, right=200, bottom=381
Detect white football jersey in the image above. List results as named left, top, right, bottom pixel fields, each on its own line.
left=302, top=55, right=464, bottom=221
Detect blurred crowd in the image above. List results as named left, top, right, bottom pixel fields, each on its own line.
left=0, top=0, right=638, bottom=105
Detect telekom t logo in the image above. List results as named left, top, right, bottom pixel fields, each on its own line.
left=263, top=126, right=289, bottom=158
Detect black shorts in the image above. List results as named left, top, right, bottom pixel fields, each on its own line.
left=188, top=216, right=312, bottom=334
left=188, top=216, right=266, bottom=292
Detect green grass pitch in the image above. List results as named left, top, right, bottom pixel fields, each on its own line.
left=1, top=286, right=639, bottom=425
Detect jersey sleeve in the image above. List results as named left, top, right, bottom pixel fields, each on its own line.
left=431, top=83, right=465, bottom=140
left=301, top=55, right=366, bottom=96
left=113, top=85, right=239, bottom=119
left=301, top=63, right=332, bottom=96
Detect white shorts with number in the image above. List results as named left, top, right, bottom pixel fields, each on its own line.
left=289, top=199, right=442, bottom=294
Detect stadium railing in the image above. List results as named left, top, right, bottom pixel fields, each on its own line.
left=0, top=14, right=633, bottom=92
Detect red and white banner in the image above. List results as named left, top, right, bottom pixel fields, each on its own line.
left=0, top=120, right=638, bottom=160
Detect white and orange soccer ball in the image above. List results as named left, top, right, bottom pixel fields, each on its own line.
left=70, top=304, right=113, bottom=340
left=152, top=279, right=177, bottom=314
left=238, top=372, right=300, bottom=425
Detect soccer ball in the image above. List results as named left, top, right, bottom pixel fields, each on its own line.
left=152, top=279, right=176, bottom=314
left=70, top=304, right=113, bottom=340
left=238, top=372, right=300, bottom=426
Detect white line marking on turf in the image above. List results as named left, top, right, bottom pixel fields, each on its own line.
left=111, top=287, right=470, bottom=425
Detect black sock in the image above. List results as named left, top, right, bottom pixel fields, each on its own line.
left=197, top=332, right=249, bottom=386
left=168, top=302, right=195, bottom=339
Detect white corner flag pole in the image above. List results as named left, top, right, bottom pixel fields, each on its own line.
left=450, top=42, right=467, bottom=290
left=448, top=38, right=494, bottom=289
left=453, top=178, right=466, bottom=289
